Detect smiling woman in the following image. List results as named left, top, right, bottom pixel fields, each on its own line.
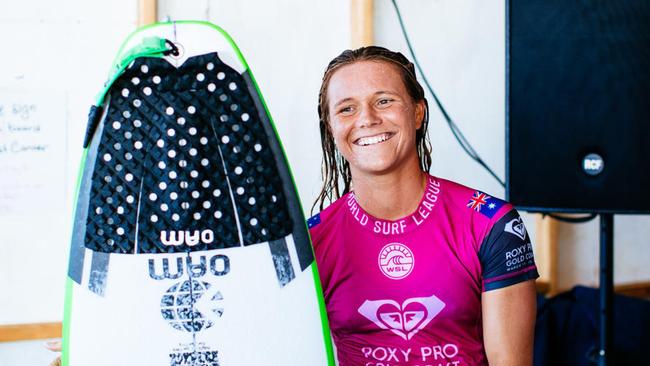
left=314, top=47, right=430, bottom=214
left=328, top=60, right=423, bottom=181
left=308, top=46, right=539, bottom=366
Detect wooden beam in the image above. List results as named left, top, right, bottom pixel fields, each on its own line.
left=351, top=0, right=374, bottom=48
left=0, top=322, right=62, bottom=342
left=615, top=281, right=650, bottom=299
left=537, top=281, right=650, bottom=299
left=534, top=214, right=559, bottom=295
left=535, top=280, right=550, bottom=294
left=138, top=0, right=157, bottom=26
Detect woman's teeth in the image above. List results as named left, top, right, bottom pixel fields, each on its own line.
left=356, top=133, right=392, bottom=146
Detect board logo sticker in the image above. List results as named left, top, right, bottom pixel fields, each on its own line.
left=160, top=229, right=215, bottom=247
left=161, top=280, right=224, bottom=332
left=149, top=254, right=230, bottom=280
left=378, top=243, right=414, bottom=280
left=505, top=217, right=527, bottom=241
left=358, top=294, right=445, bottom=340
left=170, top=350, right=220, bottom=366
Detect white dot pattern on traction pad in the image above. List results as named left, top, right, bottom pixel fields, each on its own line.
left=85, top=52, right=291, bottom=254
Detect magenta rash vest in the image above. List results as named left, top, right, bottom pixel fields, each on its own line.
left=308, top=175, right=538, bottom=366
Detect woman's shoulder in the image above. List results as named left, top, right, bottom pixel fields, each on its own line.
left=306, top=193, right=352, bottom=240
left=431, top=174, right=514, bottom=223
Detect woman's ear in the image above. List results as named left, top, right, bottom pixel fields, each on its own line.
left=414, top=100, right=425, bottom=130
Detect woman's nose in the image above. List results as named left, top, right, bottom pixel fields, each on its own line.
left=356, top=106, right=381, bottom=128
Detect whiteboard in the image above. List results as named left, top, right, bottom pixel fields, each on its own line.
left=0, top=3, right=138, bottom=325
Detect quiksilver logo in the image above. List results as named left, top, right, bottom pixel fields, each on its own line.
left=160, top=230, right=214, bottom=246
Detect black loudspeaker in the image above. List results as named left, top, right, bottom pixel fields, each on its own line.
left=506, top=0, right=650, bottom=213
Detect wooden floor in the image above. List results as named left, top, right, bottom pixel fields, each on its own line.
left=0, top=322, right=61, bottom=342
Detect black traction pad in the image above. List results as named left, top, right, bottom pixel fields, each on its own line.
left=84, top=53, right=293, bottom=254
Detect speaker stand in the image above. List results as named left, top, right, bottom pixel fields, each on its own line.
left=599, top=213, right=614, bottom=366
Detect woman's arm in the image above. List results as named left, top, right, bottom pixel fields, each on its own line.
left=481, top=279, right=537, bottom=366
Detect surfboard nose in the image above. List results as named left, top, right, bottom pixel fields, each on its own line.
left=84, top=52, right=292, bottom=255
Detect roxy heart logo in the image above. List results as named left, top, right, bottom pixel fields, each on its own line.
left=505, top=217, right=527, bottom=241
left=358, top=294, right=445, bottom=340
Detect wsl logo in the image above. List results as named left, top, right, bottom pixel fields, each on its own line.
left=378, top=243, right=414, bottom=280
left=161, top=279, right=224, bottom=332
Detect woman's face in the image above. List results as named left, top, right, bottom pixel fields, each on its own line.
left=326, top=60, right=424, bottom=178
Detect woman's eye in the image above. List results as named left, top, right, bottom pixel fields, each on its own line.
left=338, top=106, right=354, bottom=114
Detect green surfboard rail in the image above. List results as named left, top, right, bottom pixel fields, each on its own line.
left=62, top=20, right=335, bottom=366
left=95, top=37, right=170, bottom=106
left=62, top=147, right=89, bottom=366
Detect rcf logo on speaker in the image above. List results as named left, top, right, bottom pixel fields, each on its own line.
left=582, top=153, right=604, bottom=176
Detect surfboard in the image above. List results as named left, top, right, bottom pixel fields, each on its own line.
left=63, top=21, right=334, bottom=366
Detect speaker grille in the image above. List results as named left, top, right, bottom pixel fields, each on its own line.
left=507, top=0, right=650, bottom=213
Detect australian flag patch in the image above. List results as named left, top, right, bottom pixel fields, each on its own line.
left=467, top=190, right=505, bottom=218
left=307, top=213, right=321, bottom=228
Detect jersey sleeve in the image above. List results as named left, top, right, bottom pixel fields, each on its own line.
left=478, top=208, right=539, bottom=291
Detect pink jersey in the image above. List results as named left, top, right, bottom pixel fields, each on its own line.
left=308, top=175, right=538, bottom=366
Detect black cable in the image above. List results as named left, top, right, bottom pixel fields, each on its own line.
left=390, top=0, right=505, bottom=187
left=544, top=213, right=598, bottom=223
left=391, top=1, right=601, bottom=224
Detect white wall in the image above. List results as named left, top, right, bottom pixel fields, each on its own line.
left=157, top=0, right=351, bottom=212
left=0, top=0, right=350, bottom=326
left=0, top=0, right=138, bottom=325
left=373, top=0, right=650, bottom=289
